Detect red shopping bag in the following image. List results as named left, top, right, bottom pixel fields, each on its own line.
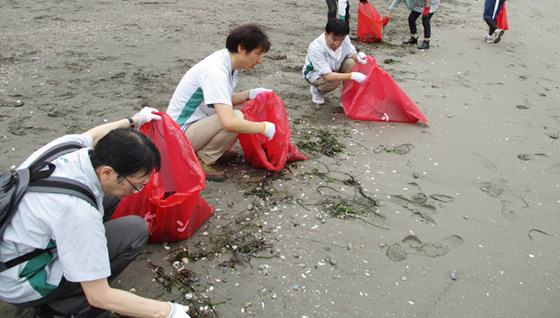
left=341, top=56, right=427, bottom=123
left=239, top=92, right=307, bottom=171
left=497, top=2, right=509, bottom=31
left=112, top=112, right=213, bottom=243
left=357, top=1, right=383, bottom=43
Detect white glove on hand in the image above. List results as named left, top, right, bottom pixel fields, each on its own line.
left=137, top=107, right=162, bottom=127
left=262, top=121, right=276, bottom=141
left=356, top=52, right=368, bottom=64
left=167, top=302, right=191, bottom=318
left=249, top=88, right=272, bottom=100
left=351, top=72, right=367, bottom=83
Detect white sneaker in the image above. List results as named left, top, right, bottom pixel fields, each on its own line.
left=484, top=34, right=493, bottom=43
left=492, top=28, right=504, bottom=43
left=310, top=86, right=325, bottom=105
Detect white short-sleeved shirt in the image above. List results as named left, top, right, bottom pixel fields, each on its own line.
left=0, top=134, right=110, bottom=304
left=302, top=33, right=357, bottom=84
left=166, top=49, right=238, bottom=131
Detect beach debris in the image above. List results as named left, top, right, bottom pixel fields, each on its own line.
left=429, top=194, right=455, bottom=203
left=528, top=229, right=554, bottom=240
left=296, top=128, right=346, bottom=157
left=450, top=271, right=458, bottom=281
left=14, top=100, right=24, bottom=107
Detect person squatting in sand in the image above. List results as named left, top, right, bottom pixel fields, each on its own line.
left=302, top=19, right=369, bottom=106
left=383, top=0, right=440, bottom=50
left=0, top=107, right=192, bottom=318
left=483, top=0, right=506, bottom=43
left=166, top=24, right=276, bottom=182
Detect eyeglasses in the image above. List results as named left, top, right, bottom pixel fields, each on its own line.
left=123, top=176, right=148, bottom=193
left=327, top=35, right=345, bottom=46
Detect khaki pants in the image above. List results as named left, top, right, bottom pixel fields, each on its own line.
left=185, top=109, right=244, bottom=165
left=312, top=57, right=356, bottom=94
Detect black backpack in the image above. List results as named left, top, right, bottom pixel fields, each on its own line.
left=0, top=141, right=98, bottom=272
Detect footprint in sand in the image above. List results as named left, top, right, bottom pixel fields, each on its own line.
left=385, top=234, right=463, bottom=262
left=500, top=200, right=517, bottom=221
left=480, top=182, right=505, bottom=197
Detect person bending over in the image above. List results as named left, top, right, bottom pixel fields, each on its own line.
left=383, top=0, right=440, bottom=50
left=0, top=107, right=191, bottom=318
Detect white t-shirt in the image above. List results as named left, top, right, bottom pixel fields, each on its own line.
left=167, top=49, right=238, bottom=131
left=0, top=134, right=110, bottom=304
left=302, top=33, right=357, bottom=84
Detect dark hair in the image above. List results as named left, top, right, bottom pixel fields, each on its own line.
left=90, top=128, right=161, bottom=177
left=325, top=19, right=350, bottom=37
left=226, top=24, right=271, bottom=53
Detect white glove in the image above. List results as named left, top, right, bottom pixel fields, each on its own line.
left=356, top=52, right=368, bottom=64
left=167, top=302, right=191, bottom=318
left=351, top=72, right=367, bottom=83
left=262, top=121, right=276, bottom=141
left=248, top=88, right=272, bottom=100
left=137, top=107, right=162, bottom=127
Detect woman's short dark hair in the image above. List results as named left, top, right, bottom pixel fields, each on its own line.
left=90, top=128, right=161, bottom=177
left=226, top=24, right=271, bottom=53
left=325, top=19, right=350, bottom=37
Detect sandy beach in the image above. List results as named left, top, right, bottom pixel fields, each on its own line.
left=1, top=0, right=560, bottom=317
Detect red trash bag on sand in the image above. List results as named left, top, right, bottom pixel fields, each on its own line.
left=497, top=2, right=509, bottom=31
left=111, top=112, right=213, bottom=243
left=357, top=1, right=383, bottom=43
left=341, top=56, right=427, bottom=123
left=239, top=92, right=307, bottom=171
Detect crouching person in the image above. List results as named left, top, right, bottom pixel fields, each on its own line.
left=302, top=19, right=369, bottom=106
left=0, top=107, right=191, bottom=318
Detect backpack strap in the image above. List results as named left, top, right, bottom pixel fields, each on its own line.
left=30, top=141, right=85, bottom=168
left=28, top=177, right=98, bottom=210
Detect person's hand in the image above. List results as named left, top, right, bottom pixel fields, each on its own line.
left=248, top=88, right=272, bottom=100
left=423, top=7, right=430, bottom=16
left=262, top=121, right=276, bottom=141
left=167, top=302, right=190, bottom=318
left=351, top=72, right=367, bottom=83
left=382, top=16, right=390, bottom=27
left=137, top=107, right=162, bottom=127
left=356, top=52, right=368, bottom=64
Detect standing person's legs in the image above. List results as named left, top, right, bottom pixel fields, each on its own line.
left=326, top=0, right=338, bottom=21
left=418, top=12, right=434, bottom=49
left=403, top=11, right=420, bottom=44
left=483, top=0, right=498, bottom=34
left=185, top=111, right=243, bottom=165
left=19, top=216, right=149, bottom=317
left=421, top=13, right=434, bottom=39
left=344, top=0, right=350, bottom=24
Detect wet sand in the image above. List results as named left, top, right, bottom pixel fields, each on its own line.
left=1, top=0, right=560, bottom=317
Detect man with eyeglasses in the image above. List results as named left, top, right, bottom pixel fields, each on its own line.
left=303, top=19, right=369, bottom=105
left=0, top=107, right=192, bottom=318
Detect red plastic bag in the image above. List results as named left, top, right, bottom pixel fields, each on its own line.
left=497, top=2, right=509, bottom=31
left=341, top=56, right=427, bottom=123
left=239, top=92, right=307, bottom=171
left=357, top=1, right=383, bottom=43
left=111, top=112, right=213, bottom=243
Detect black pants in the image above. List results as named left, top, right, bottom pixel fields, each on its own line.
left=14, top=197, right=149, bottom=317
left=326, top=0, right=350, bottom=23
left=408, top=11, right=434, bottom=39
